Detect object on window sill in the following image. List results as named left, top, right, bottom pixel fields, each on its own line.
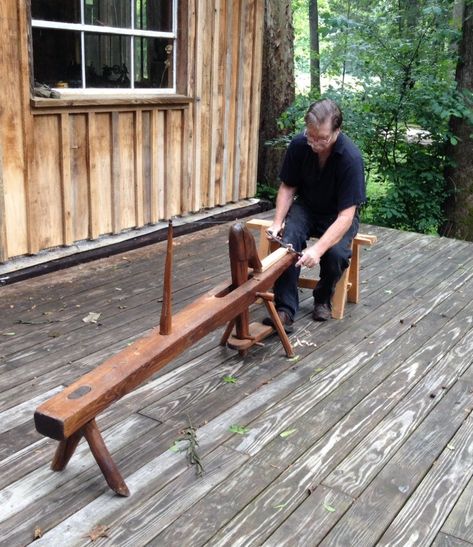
left=34, top=82, right=61, bottom=99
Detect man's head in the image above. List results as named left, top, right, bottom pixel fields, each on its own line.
left=304, top=99, right=342, bottom=153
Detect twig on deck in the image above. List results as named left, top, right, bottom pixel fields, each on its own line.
left=177, top=414, right=204, bottom=478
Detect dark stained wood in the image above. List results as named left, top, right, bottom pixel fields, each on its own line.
left=82, top=419, right=130, bottom=497
left=159, top=220, right=173, bottom=335
left=34, top=239, right=293, bottom=441
left=51, top=430, right=83, bottom=471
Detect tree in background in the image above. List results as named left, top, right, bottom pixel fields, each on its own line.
left=257, top=0, right=295, bottom=188
left=309, top=0, right=321, bottom=94
left=444, top=1, right=473, bottom=240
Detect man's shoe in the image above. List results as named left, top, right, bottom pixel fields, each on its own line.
left=262, top=310, right=294, bottom=334
left=312, top=302, right=332, bottom=322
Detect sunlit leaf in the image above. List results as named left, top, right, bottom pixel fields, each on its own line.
left=280, top=428, right=298, bottom=439
left=229, top=424, right=249, bottom=435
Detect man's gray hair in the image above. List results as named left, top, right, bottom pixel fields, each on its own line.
left=304, top=99, right=343, bottom=130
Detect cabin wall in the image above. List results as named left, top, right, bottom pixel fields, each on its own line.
left=0, top=0, right=264, bottom=261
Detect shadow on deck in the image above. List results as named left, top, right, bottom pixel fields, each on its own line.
left=1, top=213, right=473, bottom=546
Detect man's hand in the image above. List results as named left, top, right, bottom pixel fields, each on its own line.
left=266, top=223, right=283, bottom=239
left=295, top=244, right=322, bottom=268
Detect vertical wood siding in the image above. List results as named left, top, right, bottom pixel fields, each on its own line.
left=0, top=0, right=264, bottom=261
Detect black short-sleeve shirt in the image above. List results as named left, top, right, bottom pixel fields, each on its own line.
left=279, top=132, right=366, bottom=216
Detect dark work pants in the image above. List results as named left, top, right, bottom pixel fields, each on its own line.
left=274, top=200, right=359, bottom=320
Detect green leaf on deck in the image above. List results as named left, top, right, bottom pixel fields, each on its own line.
left=447, top=443, right=455, bottom=450
left=229, top=424, right=249, bottom=435
left=223, top=375, right=238, bottom=384
left=323, top=503, right=336, bottom=512
left=1, top=332, right=15, bottom=336
left=287, top=355, right=300, bottom=363
left=280, top=428, right=298, bottom=439
left=273, top=502, right=288, bottom=510
left=169, top=442, right=181, bottom=453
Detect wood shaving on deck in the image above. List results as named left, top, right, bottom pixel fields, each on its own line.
left=293, top=337, right=317, bottom=348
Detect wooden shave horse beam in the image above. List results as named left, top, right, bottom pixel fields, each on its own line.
left=34, top=223, right=296, bottom=496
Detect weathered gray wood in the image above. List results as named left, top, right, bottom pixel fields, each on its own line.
left=323, top=303, right=473, bottom=497
left=432, top=532, right=473, bottom=546
left=205, top=319, right=473, bottom=545
left=153, top=443, right=293, bottom=546
left=441, top=475, right=473, bottom=543
left=319, top=375, right=473, bottom=546
left=224, top=267, right=473, bottom=460
left=92, top=447, right=248, bottom=545
left=262, top=485, right=354, bottom=547
left=377, top=415, right=473, bottom=546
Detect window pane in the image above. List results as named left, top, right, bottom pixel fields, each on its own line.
left=135, top=0, right=172, bottom=32
left=134, top=37, right=173, bottom=88
left=85, top=33, right=131, bottom=88
left=32, top=28, right=82, bottom=88
left=84, top=0, right=131, bottom=28
left=32, top=0, right=81, bottom=23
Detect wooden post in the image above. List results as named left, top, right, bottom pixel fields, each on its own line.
left=160, top=220, right=173, bottom=335
left=51, top=429, right=83, bottom=471
left=257, top=292, right=295, bottom=358
left=83, top=420, right=130, bottom=497
left=228, top=223, right=262, bottom=344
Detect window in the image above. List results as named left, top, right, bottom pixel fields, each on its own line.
left=31, top=0, right=177, bottom=94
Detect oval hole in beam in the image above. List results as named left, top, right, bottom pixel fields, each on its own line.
left=67, top=385, right=92, bottom=399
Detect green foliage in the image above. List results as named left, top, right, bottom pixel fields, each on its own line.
left=285, top=0, right=473, bottom=234
left=256, top=182, right=278, bottom=204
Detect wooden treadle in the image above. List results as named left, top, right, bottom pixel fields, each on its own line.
left=227, top=322, right=274, bottom=350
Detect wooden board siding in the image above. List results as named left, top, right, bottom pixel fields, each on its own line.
left=0, top=0, right=265, bottom=262
left=0, top=0, right=29, bottom=257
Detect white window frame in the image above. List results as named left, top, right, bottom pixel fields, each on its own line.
left=31, top=0, right=178, bottom=95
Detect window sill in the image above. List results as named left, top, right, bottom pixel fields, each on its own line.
left=31, top=94, right=193, bottom=109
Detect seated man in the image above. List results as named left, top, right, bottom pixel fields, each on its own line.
left=265, top=98, right=366, bottom=332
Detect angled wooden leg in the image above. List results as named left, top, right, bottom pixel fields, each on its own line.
left=82, top=419, right=130, bottom=497
left=220, top=318, right=236, bottom=346
left=51, top=429, right=83, bottom=471
left=258, top=293, right=294, bottom=358
left=331, top=266, right=350, bottom=320
left=347, top=243, right=361, bottom=303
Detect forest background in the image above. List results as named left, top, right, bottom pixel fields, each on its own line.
left=257, top=0, right=473, bottom=239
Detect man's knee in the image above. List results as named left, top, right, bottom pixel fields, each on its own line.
left=322, top=244, right=351, bottom=275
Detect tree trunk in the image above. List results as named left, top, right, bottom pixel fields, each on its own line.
left=309, top=0, right=320, bottom=95
left=444, top=2, right=473, bottom=240
left=257, top=0, right=295, bottom=187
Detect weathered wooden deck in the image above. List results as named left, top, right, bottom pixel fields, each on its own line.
left=1, top=214, right=473, bottom=546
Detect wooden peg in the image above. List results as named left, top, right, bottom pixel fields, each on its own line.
left=160, top=219, right=173, bottom=335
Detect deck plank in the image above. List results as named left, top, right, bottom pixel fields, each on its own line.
left=319, top=372, right=473, bottom=546
left=441, top=475, right=473, bottom=544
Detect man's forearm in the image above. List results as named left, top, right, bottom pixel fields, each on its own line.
left=272, top=183, right=297, bottom=230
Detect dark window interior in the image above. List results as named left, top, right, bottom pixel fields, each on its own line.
left=32, top=0, right=81, bottom=23
left=135, top=0, right=172, bottom=32
left=32, top=28, right=82, bottom=87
